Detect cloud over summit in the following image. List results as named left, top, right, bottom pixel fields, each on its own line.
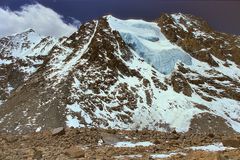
left=0, top=3, right=81, bottom=38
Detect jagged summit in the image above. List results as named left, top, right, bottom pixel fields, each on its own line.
left=0, top=14, right=239, bottom=134
left=157, top=13, right=240, bottom=66
left=0, top=28, right=36, bottom=39
left=18, top=28, right=36, bottom=34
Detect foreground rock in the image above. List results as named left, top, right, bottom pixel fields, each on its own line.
left=51, top=127, right=65, bottom=136
left=64, top=145, right=86, bottom=158
left=0, top=128, right=240, bottom=160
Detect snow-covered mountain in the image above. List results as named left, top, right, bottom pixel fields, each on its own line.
left=0, top=29, right=58, bottom=105
left=0, top=13, right=239, bottom=134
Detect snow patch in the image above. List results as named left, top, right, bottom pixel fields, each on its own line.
left=66, top=102, right=93, bottom=125
left=190, top=143, right=236, bottom=151
left=114, top=155, right=142, bottom=159
left=151, top=152, right=186, bottom=159
left=36, top=127, right=42, bottom=132
left=0, top=59, right=12, bottom=64
left=67, top=102, right=81, bottom=112
left=66, top=115, right=82, bottom=128
left=171, top=13, right=189, bottom=32
left=114, top=141, right=154, bottom=147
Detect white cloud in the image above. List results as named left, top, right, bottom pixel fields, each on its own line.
left=0, top=3, right=81, bottom=38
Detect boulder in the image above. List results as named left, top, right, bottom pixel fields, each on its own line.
left=222, top=137, right=240, bottom=148
left=101, top=132, right=121, bottom=145
left=64, top=145, right=85, bottom=158
left=51, top=127, right=65, bottom=136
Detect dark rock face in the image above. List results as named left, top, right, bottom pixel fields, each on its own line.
left=171, top=72, right=192, bottom=97
left=189, top=113, right=236, bottom=134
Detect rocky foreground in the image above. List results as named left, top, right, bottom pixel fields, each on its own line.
left=1, top=128, right=240, bottom=160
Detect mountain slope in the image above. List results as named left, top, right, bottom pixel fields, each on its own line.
left=0, top=14, right=239, bottom=134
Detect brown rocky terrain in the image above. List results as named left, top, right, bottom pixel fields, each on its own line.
left=1, top=128, right=240, bottom=160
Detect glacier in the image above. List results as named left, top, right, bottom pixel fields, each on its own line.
left=107, top=15, right=192, bottom=74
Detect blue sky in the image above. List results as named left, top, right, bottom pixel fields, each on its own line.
left=0, top=0, right=239, bottom=36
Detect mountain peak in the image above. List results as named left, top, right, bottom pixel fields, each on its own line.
left=103, top=14, right=114, bottom=19
left=9, top=28, right=36, bottom=38
left=23, top=28, right=35, bottom=33
left=157, top=13, right=240, bottom=66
